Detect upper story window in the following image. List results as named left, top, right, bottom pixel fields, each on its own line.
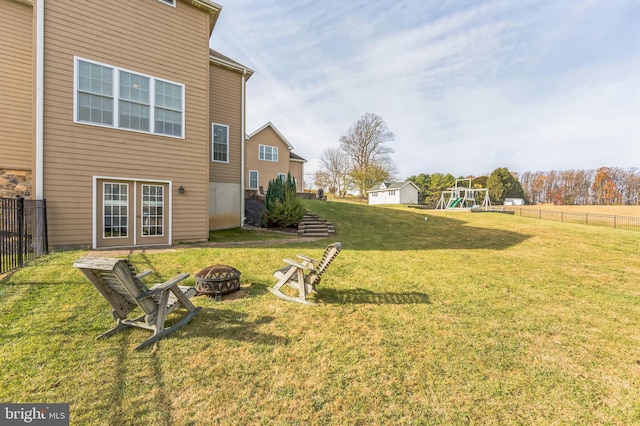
left=75, top=57, right=184, bottom=138
left=158, top=0, right=176, bottom=6
left=212, top=123, right=229, bottom=163
left=259, top=144, right=278, bottom=162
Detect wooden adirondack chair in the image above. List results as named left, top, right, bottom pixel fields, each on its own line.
left=269, top=242, right=343, bottom=305
left=73, top=256, right=201, bottom=350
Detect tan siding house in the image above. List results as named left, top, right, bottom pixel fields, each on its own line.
left=208, top=50, right=253, bottom=230
left=246, top=123, right=307, bottom=193
left=0, top=0, right=33, bottom=195
left=0, top=0, right=252, bottom=248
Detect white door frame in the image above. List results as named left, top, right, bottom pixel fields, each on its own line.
left=92, top=176, right=173, bottom=249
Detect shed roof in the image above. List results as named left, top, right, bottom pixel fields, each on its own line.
left=368, top=181, right=419, bottom=193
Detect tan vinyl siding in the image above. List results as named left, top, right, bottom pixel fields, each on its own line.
left=0, top=0, right=33, bottom=169
left=43, top=0, right=211, bottom=247
left=246, top=126, right=294, bottom=190
left=209, top=63, right=243, bottom=183
left=289, top=161, right=304, bottom=192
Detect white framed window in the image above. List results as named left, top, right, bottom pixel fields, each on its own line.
left=278, top=173, right=286, bottom=182
left=212, top=123, right=229, bottom=162
left=77, top=61, right=114, bottom=126
left=119, top=71, right=150, bottom=132
left=259, top=144, right=278, bottom=162
left=141, top=184, right=164, bottom=237
left=103, top=183, right=128, bottom=238
left=389, top=190, right=396, bottom=196
left=249, top=170, right=258, bottom=190
left=155, top=80, right=183, bottom=137
left=74, top=57, right=184, bottom=138
left=158, top=0, right=176, bottom=6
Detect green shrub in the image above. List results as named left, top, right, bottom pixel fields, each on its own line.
left=264, top=173, right=305, bottom=228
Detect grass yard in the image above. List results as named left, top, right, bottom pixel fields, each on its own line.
left=1, top=200, right=640, bottom=424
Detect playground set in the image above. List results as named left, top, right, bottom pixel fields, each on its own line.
left=435, top=179, right=491, bottom=211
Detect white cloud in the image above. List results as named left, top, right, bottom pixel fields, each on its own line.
left=211, top=0, right=640, bottom=181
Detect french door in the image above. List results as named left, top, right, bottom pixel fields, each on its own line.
left=96, top=179, right=170, bottom=248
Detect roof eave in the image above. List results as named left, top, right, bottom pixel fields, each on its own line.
left=209, top=55, right=255, bottom=78
left=181, top=0, right=222, bottom=34
left=248, top=122, right=295, bottom=150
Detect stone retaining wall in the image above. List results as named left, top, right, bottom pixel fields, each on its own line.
left=0, top=169, right=32, bottom=199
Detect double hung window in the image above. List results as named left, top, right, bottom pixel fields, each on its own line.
left=212, top=123, right=229, bottom=162
left=75, top=57, right=184, bottom=138
left=249, top=171, right=258, bottom=190
left=259, top=144, right=278, bottom=162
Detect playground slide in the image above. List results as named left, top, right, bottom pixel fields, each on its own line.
left=449, top=197, right=463, bottom=208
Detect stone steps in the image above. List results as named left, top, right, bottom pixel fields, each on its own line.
left=297, top=213, right=336, bottom=237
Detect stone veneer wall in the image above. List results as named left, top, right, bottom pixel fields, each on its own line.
left=0, top=169, right=32, bottom=199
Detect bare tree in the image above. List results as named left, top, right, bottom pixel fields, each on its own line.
left=313, top=170, right=331, bottom=192
left=339, top=112, right=395, bottom=196
left=319, top=147, right=351, bottom=196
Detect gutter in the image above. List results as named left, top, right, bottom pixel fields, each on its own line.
left=240, top=69, right=246, bottom=227
left=35, top=0, right=44, bottom=199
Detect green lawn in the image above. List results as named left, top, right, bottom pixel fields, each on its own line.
left=1, top=200, right=640, bottom=424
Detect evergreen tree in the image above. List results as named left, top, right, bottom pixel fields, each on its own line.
left=264, top=173, right=305, bottom=228
left=487, top=167, right=525, bottom=204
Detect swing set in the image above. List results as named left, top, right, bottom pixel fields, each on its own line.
left=435, top=179, right=491, bottom=210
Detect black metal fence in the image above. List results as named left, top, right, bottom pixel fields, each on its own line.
left=1, top=196, right=48, bottom=274
left=505, top=207, right=640, bottom=232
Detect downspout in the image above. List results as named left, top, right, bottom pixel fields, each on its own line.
left=35, top=0, right=45, bottom=199
left=240, top=70, right=246, bottom=227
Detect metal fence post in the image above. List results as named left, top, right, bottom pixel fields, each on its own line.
left=16, top=195, right=24, bottom=267
left=42, top=199, right=49, bottom=254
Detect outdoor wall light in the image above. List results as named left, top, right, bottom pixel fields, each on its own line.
left=178, top=186, right=185, bottom=194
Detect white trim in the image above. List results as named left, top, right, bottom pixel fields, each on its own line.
left=248, top=170, right=259, bottom=190
left=92, top=176, right=173, bottom=249
left=248, top=122, right=294, bottom=150
left=35, top=0, right=44, bottom=199
left=211, top=122, right=229, bottom=163
left=209, top=54, right=255, bottom=76
left=258, top=144, right=278, bottom=162
left=158, top=0, right=176, bottom=7
left=74, top=57, right=185, bottom=139
left=140, top=183, right=167, bottom=238
left=240, top=71, right=246, bottom=227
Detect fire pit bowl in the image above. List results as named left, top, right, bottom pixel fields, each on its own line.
left=194, top=265, right=241, bottom=297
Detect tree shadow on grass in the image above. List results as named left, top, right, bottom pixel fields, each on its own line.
left=317, top=287, right=431, bottom=305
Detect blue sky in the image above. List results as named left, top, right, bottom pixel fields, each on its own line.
left=210, top=0, right=640, bottom=183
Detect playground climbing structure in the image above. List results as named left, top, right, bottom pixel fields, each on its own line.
left=435, top=179, right=491, bottom=210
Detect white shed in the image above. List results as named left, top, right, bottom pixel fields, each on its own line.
left=368, top=181, right=419, bottom=205
left=504, top=198, right=525, bottom=206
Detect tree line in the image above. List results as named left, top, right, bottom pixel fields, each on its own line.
left=407, top=167, right=640, bottom=206
left=313, top=114, right=639, bottom=206
left=407, top=167, right=525, bottom=206
left=519, top=167, right=640, bottom=205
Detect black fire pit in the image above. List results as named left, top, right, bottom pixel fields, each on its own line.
left=194, top=265, right=241, bottom=299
